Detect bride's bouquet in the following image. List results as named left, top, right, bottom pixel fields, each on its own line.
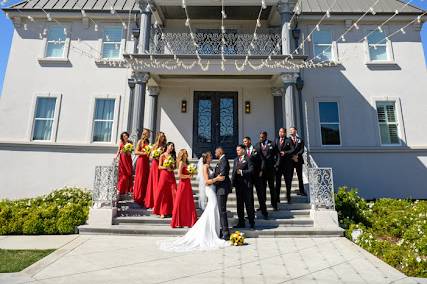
left=122, top=143, right=133, bottom=154
left=163, top=155, right=175, bottom=169
left=152, top=147, right=163, bottom=159
left=187, top=164, right=197, bottom=175
left=230, top=231, right=246, bottom=246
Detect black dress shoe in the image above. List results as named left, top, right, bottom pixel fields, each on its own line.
left=256, top=208, right=261, bottom=212
left=249, top=224, right=255, bottom=230
left=287, top=199, right=292, bottom=204
left=233, top=223, right=246, bottom=229
left=272, top=206, right=278, bottom=211
left=298, top=191, right=307, bottom=196
left=223, top=233, right=230, bottom=241
left=262, top=213, right=269, bottom=220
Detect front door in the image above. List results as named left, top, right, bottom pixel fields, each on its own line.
left=193, top=91, right=238, bottom=158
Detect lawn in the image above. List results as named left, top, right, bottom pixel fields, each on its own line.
left=0, top=249, right=55, bottom=273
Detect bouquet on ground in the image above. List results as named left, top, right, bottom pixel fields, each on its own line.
left=152, top=147, right=163, bottom=159
left=187, top=163, right=197, bottom=175
left=144, top=144, right=153, bottom=155
left=122, top=143, right=134, bottom=154
left=163, top=155, right=175, bottom=170
left=230, top=231, right=246, bottom=246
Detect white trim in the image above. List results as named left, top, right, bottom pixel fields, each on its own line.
left=311, top=29, right=337, bottom=62
left=39, top=24, right=71, bottom=61
left=87, top=94, right=121, bottom=144
left=364, top=26, right=395, bottom=64
left=27, top=93, right=62, bottom=143
left=99, top=25, right=125, bottom=60
left=314, top=97, right=343, bottom=147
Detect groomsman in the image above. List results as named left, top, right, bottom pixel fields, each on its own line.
left=289, top=127, right=306, bottom=196
left=243, top=137, right=268, bottom=219
left=274, top=128, right=293, bottom=204
left=255, top=131, right=277, bottom=211
left=232, top=144, right=255, bottom=229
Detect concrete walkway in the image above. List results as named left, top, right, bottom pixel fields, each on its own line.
left=0, top=235, right=425, bottom=284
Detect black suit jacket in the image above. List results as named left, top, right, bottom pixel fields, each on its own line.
left=214, top=155, right=232, bottom=195
left=231, top=155, right=254, bottom=189
left=255, top=139, right=277, bottom=171
left=245, top=146, right=261, bottom=175
left=274, top=137, right=293, bottom=168
left=289, top=136, right=305, bottom=165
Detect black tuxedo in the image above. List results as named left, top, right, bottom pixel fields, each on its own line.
left=255, top=139, right=277, bottom=210
left=214, top=155, right=231, bottom=235
left=290, top=135, right=305, bottom=194
left=246, top=145, right=267, bottom=216
left=232, top=155, right=255, bottom=226
left=274, top=137, right=294, bottom=203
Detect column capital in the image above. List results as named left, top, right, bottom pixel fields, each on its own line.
left=147, top=86, right=160, bottom=97
left=280, top=72, right=299, bottom=85
left=277, top=0, right=291, bottom=14
left=271, top=87, right=285, bottom=97
left=133, top=72, right=150, bottom=84
left=138, top=0, right=154, bottom=13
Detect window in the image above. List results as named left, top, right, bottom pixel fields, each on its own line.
left=102, top=27, right=123, bottom=59
left=32, top=97, right=57, bottom=141
left=318, top=102, right=341, bottom=145
left=367, top=31, right=388, bottom=61
left=313, top=31, right=333, bottom=61
left=376, top=101, right=400, bottom=145
left=92, top=99, right=115, bottom=142
left=45, top=26, right=66, bottom=58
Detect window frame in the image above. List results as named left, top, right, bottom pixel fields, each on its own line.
left=315, top=99, right=343, bottom=147
left=312, top=29, right=337, bottom=62
left=27, top=93, right=62, bottom=143
left=39, top=24, right=71, bottom=62
left=364, top=27, right=395, bottom=64
left=100, top=25, right=125, bottom=60
left=372, top=97, right=406, bottom=146
left=88, top=95, right=121, bottom=144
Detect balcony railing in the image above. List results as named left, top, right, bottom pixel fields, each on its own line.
left=149, top=28, right=281, bottom=56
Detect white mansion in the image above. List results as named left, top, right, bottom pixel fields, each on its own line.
left=0, top=0, right=426, bottom=200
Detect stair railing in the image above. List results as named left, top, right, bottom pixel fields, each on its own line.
left=92, top=158, right=119, bottom=208
left=303, top=149, right=335, bottom=210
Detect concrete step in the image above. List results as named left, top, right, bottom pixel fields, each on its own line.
left=78, top=224, right=343, bottom=238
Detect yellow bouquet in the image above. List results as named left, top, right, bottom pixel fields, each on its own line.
left=152, top=147, right=163, bottom=159
left=187, top=164, right=197, bottom=175
left=230, top=231, right=245, bottom=246
left=144, top=144, right=153, bottom=155
left=163, top=155, right=175, bottom=169
left=122, top=143, right=134, bottom=154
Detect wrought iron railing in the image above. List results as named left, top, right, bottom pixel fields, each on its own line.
left=303, top=150, right=335, bottom=210
left=92, top=159, right=118, bottom=208
left=149, top=28, right=281, bottom=56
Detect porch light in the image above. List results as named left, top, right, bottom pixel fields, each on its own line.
left=291, top=29, right=301, bottom=42
left=128, top=78, right=136, bottom=89
left=245, top=101, right=251, bottom=114
left=181, top=100, right=187, bottom=113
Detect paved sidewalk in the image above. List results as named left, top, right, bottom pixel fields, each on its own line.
left=0, top=235, right=78, bottom=250
left=0, top=235, right=425, bottom=284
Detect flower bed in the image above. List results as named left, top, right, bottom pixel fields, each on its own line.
left=335, top=187, right=427, bottom=277
left=0, top=187, right=92, bottom=235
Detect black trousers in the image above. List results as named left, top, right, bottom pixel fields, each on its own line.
left=257, top=169, right=275, bottom=209
left=253, top=174, right=267, bottom=215
left=235, top=181, right=255, bottom=225
left=294, top=162, right=305, bottom=193
left=217, top=193, right=229, bottom=235
left=275, top=162, right=294, bottom=203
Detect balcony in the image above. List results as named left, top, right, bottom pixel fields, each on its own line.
left=149, top=28, right=282, bottom=57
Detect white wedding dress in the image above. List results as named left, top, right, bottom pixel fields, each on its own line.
left=159, top=158, right=229, bottom=252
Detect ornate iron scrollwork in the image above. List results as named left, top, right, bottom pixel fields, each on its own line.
left=92, top=159, right=118, bottom=208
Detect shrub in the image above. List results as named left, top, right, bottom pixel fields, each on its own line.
left=334, top=186, right=372, bottom=229
left=0, top=187, right=91, bottom=235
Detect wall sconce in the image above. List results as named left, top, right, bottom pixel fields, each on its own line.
left=245, top=101, right=251, bottom=114
left=181, top=100, right=187, bottom=113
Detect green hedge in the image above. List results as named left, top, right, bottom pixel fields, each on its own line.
left=336, top=187, right=427, bottom=277
left=0, top=188, right=92, bottom=235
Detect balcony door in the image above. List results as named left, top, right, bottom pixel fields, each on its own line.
left=193, top=91, right=238, bottom=158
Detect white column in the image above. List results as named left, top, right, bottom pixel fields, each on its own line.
left=272, top=87, right=285, bottom=134
left=130, top=72, right=150, bottom=142
left=277, top=0, right=293, bottom=55
left=138, top=0, right=152, bottom=53
left=145, top=86, right=160, bottom=142
left=280, top=72, right=299, bottom=130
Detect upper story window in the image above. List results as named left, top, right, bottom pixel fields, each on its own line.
left=376, top=101, right=400, bottom=145
left=45, top=26, right=66, bottom=58
left=92, top=98, right=116, bottom=142
left=318, top=102, right=341, bottom=146
left=32, top=97, right=57, bottom=141
left=313, top=30, right=333, bottom=61
left=102, top=27, right=123, bottom=59
left=366, top=30, right=394, bottom=63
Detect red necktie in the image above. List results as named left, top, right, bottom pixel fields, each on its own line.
left=280, top=138, right=284, bottom=145
left=292, top=137, right=296, bottom=144
left=247, top=149, right=251, bottom=157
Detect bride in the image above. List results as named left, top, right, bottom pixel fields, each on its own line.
left=159, top=152, right=230, bottom=252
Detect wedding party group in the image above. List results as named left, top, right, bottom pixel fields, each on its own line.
left=115, top=127, right=305, bottom=251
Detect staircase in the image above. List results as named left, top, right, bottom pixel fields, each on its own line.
left=79, top=160, right=344, bottom=237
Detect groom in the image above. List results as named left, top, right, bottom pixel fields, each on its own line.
left=214, top=147, right=231, bottom=240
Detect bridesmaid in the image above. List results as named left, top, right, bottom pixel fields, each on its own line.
left=133, top=128, right=151, bottom=207
left=145, top=132, right=167, bottom=209
left=153, top=142, right=177, bottom=218
left=171, top=149, right=197, bottom=228
left=116, top=131, right=133, bottom=196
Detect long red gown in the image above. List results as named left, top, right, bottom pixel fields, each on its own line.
left=133, top=142, right=150, bottom=206
left=153, top=161, right=177, bottom=216
left=117, top=143, right=133, bottom=195
left=144, top=158, right=159, bottom=209
left=171, top=164, right=198, bottom=228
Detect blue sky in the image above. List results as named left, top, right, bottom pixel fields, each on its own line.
left=0, top=1, right=426, bottom=94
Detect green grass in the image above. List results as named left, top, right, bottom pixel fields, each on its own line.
left=0, top=249, right=55, bottom=273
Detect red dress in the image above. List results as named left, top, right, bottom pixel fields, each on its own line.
left=153, top=160, right=177, bottom=216
left=171, top=165, right=198, bottom=228
left=133, top=142, right=150, bottom=206
left=117, top=143, right=133, bottom=195
left=144, top=158, right=159, bottom=209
